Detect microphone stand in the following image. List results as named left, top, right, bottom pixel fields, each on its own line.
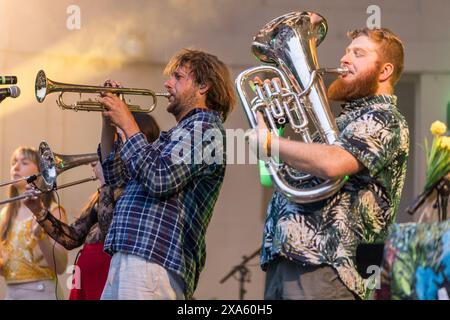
left=220, top=248, right=260, bottom=300
left=407, top=176, right=449, bottom=221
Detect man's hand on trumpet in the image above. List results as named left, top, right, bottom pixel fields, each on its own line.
left=97, top=80, right=140, bottom=141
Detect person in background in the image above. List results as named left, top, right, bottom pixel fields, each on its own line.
left=23, top=113, right=160, bottom=300
left=98, top=49, right=236, bottom=300
left=0, top=146, right=68, bottom=300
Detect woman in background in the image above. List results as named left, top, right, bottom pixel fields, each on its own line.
left=24, top=113, right=160, bottom=300
left=0, top=146, right=68, bottom=300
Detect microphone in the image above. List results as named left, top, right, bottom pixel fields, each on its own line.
left=0, top=86, right=21, bottom=102
left=0, top=76, right=18, bottom=85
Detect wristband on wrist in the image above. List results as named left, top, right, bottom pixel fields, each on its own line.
left=264, top=131, right=272, bottom=157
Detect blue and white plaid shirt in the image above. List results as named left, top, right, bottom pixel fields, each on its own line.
left=100, top=108, right=226, bottom=299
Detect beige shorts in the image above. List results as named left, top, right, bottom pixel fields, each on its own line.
left=101, top=252, right=185, bottom=300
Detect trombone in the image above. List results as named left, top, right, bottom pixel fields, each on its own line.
left=0, top=141, right=98, bottom=205
left=35, top=70, right=169, bottom=113
left=0, top=177, right=97, bottom=206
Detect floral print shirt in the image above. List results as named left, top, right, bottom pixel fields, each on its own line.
left=261, top=95, right=409, bottom=299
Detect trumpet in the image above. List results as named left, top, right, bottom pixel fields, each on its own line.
left=38, top=141, right=98, bottom=191
left=35, top=70, right=169, bottom=113
left=0, top=141, right=98, bottom=205
left=0, top=176, right=98, bottom=206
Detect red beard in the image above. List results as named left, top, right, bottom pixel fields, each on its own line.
left=327, top=63, right=381, bottom=102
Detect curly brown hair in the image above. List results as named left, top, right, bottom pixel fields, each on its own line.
left=164, top=49, right=236, bottom=121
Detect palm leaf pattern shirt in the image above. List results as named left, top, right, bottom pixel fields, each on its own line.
left=261, top=95, right=409, bottom=299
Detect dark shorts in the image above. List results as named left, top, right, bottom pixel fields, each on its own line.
left=264, top=257, right=357, bottom=300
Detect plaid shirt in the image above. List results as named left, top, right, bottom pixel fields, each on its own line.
left=100, top=108, right=226, bottom=299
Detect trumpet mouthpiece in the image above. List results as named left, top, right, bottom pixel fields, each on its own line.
left=158, top=92, right=171, bottom=98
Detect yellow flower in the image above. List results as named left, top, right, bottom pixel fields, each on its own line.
left=430, top=121, right=447, bottom=136
left=439, top=136, right=450, bottom=151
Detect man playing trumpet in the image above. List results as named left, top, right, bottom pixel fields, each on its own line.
left=97, top=49, right=236, bottom=300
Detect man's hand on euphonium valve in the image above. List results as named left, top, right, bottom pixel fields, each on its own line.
left=245, top=76, right=280, bottom=161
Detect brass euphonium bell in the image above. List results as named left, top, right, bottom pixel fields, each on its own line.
left=236, top=11, right=348, bottom=203
left=35, top=70, right=169, bottom=113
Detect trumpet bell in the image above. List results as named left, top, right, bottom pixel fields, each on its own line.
left=35, top=70, right=48, bottom=103
left=38, top=141, right=99, bottom=192
left=38, top=141, right=57, bottom=191
left=0, top=142, right=99, bottom=205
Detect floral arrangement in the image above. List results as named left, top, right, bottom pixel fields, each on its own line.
left=407, top=120, right=449, bottom=216
left=423, top=120, right=450, bottom=191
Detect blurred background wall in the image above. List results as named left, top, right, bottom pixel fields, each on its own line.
left=0, top=0, right=449, bottom=299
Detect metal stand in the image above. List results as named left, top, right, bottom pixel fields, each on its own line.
left=407, top=176, right=449, bottom=221
left=220, top=248, right=260, bottom=300
left=436, top=178, right=449, bottom=221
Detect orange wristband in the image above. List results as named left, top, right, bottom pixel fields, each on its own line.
left=264, top=131, right=272, bottom=157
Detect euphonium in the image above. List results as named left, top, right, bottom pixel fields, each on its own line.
left=236, top=11, right=348, bottom=203
left=35, top=70, right=169, bottom=113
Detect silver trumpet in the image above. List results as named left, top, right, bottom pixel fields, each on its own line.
left=236, top=11, right=348, bottom=203
left=0, top=141, right=98, bottom=205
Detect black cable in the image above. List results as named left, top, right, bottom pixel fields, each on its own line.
left=53, top=189, right=62, bottom=300
left=52, top=189, right=86, bottom=299
left=32, top=182, right=96, bottom=299
left=32, top=181, right=82, bottom=242
left=30, top=180, right=60, bottom=299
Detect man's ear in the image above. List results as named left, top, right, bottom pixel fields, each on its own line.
left=379, top=62, right=394, bottom=83
left=199, top=83, right=210, bottom=95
